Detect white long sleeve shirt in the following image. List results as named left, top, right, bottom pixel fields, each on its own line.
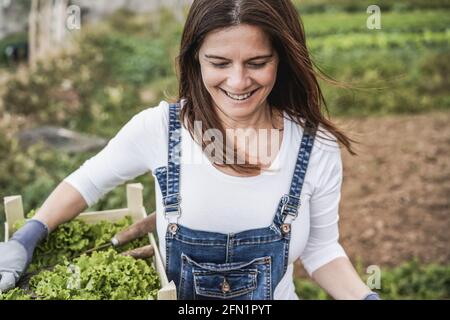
left=64, top=100, right=348, bottom=300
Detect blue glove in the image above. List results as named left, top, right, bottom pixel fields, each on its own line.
left=0, top=219, right=48, bottom=292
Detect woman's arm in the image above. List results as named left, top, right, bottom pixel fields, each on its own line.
left=311, top=256, right=372, bottom=300
left=34, top=103, right=169, bottom=231
left=33, top=181, right=87, bottom=232
left=299, top=140, right=376, bottom=299
left=34, top=104, right=167, bottom=231
left=0, top=105, right=167, bottom=292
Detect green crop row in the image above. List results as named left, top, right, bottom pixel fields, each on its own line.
left=292, top=0, right=450, bottom=13
left=309, top=31, right=449, bottom=52
left=316, top=46, right=450, bottom=116
left=302, top=10, right=450, bottom=37
left=295, top=259, right=450, bottom=300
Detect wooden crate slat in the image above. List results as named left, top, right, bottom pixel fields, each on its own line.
left=151, top=231, right=177, bottom=299
left=150, top=232, right=169, bottom=287
left=157, top=281, right=177, bottom=300
left=4, top=195, right=25, bottom=236
left=126, top=183, right=144, bottom=216
left=77, top=208, right=131, bottom=224
left=4, top=222, right=9, bottom=242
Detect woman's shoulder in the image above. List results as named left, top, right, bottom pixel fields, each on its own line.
left=138, top=99, right=185, bottom=126
left=286, top=115, right=340, bottom=154
left=286, top=118, right=342, bottom=190
left=139, top=100, right=170, bottom=120
left=313, top=123, right=341, bottom=153
left=132, top=100, right=173, bottom=134
left=126, top=100, right=173, bottom=170
left=121, top=100, right=171, bottom=150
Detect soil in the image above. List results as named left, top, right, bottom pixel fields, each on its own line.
left=294, top=110, right=450, bottom=277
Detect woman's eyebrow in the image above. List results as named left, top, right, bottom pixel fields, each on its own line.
left=204, top=54, right=273, bottom=61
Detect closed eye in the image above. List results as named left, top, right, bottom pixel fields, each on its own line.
left=248, top=62, right=267, bottom=69
left=210, top=62, right=268, bottom=69
left=211, top=62, right=229, bottom=68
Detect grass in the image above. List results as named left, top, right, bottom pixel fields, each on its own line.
left=295, top=259, right=450, bottom=300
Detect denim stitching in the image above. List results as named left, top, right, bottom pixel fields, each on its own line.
left=194, top=276, right=257, bottom=295
left=267, top=256, right=272, bottom=300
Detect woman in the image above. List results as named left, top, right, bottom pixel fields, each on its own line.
left=0, top=0, right=380, bottom=300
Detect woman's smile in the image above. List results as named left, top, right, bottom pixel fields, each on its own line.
left=219, top=87, right=261, bottom=103
left=198, top=24, right=279, bottom=124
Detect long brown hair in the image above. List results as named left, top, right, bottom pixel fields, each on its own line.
left=176, top=0, right=358, bottom=175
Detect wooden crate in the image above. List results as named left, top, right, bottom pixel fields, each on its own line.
left=3, top=183, right=176, bottom=300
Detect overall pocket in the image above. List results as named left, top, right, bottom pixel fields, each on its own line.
left=178, top=253, right=272, bottom=300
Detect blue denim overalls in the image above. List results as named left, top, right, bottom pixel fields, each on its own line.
left=153, top=103, right=316, bottom=300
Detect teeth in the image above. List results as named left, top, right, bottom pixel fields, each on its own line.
left=224, top=90, right=254, bottom=101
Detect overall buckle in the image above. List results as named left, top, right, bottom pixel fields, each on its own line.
left=281, top=194, right=301, bottom=219
left=163, top=193, right=182, bottom=220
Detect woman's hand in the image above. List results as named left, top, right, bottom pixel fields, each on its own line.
left=0, top=240, right=28, bottom=292
left=1, top=181, right=87, bottom=293
left=0, top=218, right=48, bottom=292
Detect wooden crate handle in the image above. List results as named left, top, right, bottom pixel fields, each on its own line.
left=4, top=195, right=25, bottom=236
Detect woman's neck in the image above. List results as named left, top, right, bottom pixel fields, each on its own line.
left=217, top=103, right=282, bottom=131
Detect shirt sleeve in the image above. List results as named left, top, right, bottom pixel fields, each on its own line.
left=64, top=101, right=169, bottom=207
left=299, top=145, right=348, bottom=276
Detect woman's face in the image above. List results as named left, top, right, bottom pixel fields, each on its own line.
left=198, top=24, right=279, bottom=123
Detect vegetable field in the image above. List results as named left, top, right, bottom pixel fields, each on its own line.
left=0, top=0, right=449, bottom=299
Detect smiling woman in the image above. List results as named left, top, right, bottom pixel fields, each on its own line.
left=0, top=0, right=379, bottom=301
left=177, top=0, right=358, bottom=177
left=198, top=24, right=279, bottom=125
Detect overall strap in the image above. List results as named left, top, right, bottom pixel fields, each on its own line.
left=163, top=102, right=182, bottom=224
left=274, top=125, right=316, bottom=228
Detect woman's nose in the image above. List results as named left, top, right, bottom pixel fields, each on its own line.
left=226, top=65, right=252, bottom=92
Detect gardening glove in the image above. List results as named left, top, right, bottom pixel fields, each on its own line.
left=362, top=292, right=381, bottom=300
left=0, top=219, right=48, bottom=293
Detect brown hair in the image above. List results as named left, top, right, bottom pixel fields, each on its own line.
left=176, top=0, right=358, bottom=175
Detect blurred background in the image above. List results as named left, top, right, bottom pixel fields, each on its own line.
left=0, top=0, right=449, bottom=299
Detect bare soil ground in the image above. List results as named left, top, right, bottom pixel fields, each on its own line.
left=295, top=110, right=450, bottom=276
